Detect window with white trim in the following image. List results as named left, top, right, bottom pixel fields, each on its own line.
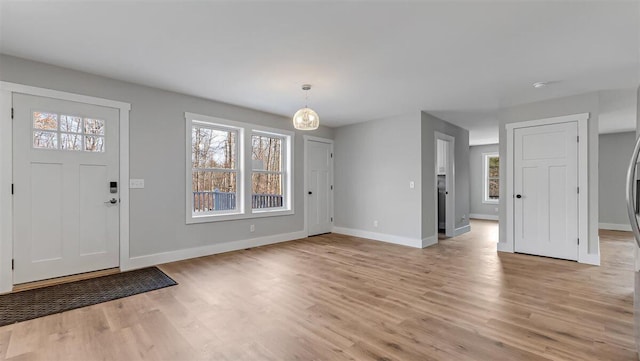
left=483, top=153, right=499, bottom=203
left=252, top=132, right=287, bottom=210
left=191, top=122, right=240, bottom=216
left=32, top=111, right=106, bottom=152
left=186, top=112, right=293, bottom=223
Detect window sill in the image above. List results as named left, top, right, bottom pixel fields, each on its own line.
left=186, top=208, right=294, bottom=224
left=482, top=200, right=499, bottom=205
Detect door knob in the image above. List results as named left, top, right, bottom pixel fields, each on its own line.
left=104, top=198, right=118, bottom=204
left=516, top=194, right=522, bottom=199
left=308, top=191, right=313, bottom=195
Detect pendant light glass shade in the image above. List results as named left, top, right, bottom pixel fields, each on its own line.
left=293, top=107, right=319, bottom=130
left=293, top=84, right=319, bottom=130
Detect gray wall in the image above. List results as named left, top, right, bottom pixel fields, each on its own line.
left=333, top=113, right=422, bottom=240
left=498, top=92, right=599, bottom=255
left=469, top=144, right=499, bottom=218
left=0, top=54, right=333, bottom=257
left=333, top=111, right=470, bottom=243
left=421, top=111, right=470, bottom=239
left=599, top=132, right=635, bottom=227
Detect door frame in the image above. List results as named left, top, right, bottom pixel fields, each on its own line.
left=303, top=135, right=334, bottom=236
left=504, top=113, right=592, bottom=264
left=434, top=132, right=455, bottom=239
left=0, top=82, right=131, bottom=293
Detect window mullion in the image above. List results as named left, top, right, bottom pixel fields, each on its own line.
left=193, top=167, right=238, bottom=172
left=187, top=113, right=293, bottom=223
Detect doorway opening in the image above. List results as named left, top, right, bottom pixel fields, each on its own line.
left=435, top=132, right=455, bottom=239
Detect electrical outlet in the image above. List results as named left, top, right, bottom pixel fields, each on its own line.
left=250, top=224, right=255, bottom=232
left=409, top=181, right=415, bottom=189
left=373, top=220, right=378, bottom=228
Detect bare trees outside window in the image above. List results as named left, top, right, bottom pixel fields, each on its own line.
left=191, top=124, right=238, bottom=213
left=484, top=153, right=499, bottom=203
left=186, top=112, right=293, bottom=222
left=32, top=111, right=105, bottom=152
left=252, top=134, right=283, bottom=209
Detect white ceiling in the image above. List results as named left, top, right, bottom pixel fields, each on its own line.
left=1, top=1, right=638, bottom=144
left=599, top=88, right=638, bottom=135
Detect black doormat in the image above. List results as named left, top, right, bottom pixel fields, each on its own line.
left=0, top=267, right=177, bottom=326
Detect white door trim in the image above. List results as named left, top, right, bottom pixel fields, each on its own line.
left=434, top=132, right=455, bottom=239
left=303, top=135, right=334, bottom=236
left=0, top=81, right=131, bottom=293
left=504, top=112, right=594, bottom=264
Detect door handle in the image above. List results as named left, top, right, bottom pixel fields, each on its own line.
left=308, top=191, right=313, bottom=195
left=104, top=198, right=118, bottom=205
left=516, top=194, right=522, bottom=199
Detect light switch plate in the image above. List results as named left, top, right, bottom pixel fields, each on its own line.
left=129, top=179, right=145, bottom=189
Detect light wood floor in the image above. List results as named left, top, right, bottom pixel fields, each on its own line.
left=0, top=220, right=636, bottom=360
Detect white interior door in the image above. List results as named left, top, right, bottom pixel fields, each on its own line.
left=307, top=139, right=333, bottom=236
left=514, top=121, right=578, bottom=260
left=13, top=93, right=120, bottom=284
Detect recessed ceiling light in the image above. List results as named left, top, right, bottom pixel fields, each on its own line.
left=532, top=82, right=548, bottom=88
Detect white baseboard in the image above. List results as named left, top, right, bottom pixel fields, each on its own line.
left=122, top=230, right=307, bottom=271
left=332, top=226, right=424, bottom=248
left=598, top=222, right=631, bottom=231
left=469, top=213, right=499, bottom=221
left=579, top=252, right=600, bottom=266
left=422, top=235, right=438, bottom=248
left=578, top=235, right=600, bottom=266
left=454, top=224, right=471, bottom=236
left=497, top=241, right=514, bottom=253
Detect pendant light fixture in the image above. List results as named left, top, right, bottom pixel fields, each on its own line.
left=293, top=84, right=319, bottom=130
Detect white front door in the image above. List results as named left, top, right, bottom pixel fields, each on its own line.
left=514, top=121, right=578, bottom=260
left=307, top=139, right=333, bottom=236
left=13, top=94, right=120, bottom=284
